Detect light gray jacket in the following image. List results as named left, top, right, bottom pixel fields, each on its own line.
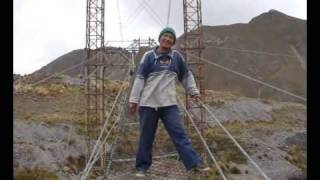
left=129, top=47, right=199, bottom=107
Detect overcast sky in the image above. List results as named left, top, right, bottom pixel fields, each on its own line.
left=14, top=0, right=306, bottom=75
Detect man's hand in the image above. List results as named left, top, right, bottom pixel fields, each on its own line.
left=191, top=94, right=201, bottom=102
left=128, top=102, right=138, bottom=116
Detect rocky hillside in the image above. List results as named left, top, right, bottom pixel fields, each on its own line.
left=14, top=73, right=22, bottom=81
left=13, top=81, right=306, bottom=179
left=176, top=9, right=306, bottom=103
left=29, top=47, right=132, bottom=83
left=28, top=9, right=306, bottom=102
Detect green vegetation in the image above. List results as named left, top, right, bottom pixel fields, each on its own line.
left=14, top=83, right=74, bottom=96
left=14, top=167, right=58, bottom=180
left=285, top=144, right=306, bottom=171
left=229, top=166, right=241, bottom=174
left=206, top=99, right=225, bottom=107
left=14, top=77, right=306, bottom=179
left=205, top=128, right=247, bottom=164
left=270, top=104, right=305, bottom=130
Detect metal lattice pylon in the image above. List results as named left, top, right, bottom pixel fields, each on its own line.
left=84, top=0, right=106, bottom=171
left=182, top=0, right=207, bottom=160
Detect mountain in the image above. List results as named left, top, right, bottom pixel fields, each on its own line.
left=29, top=9, right=306, bottom=102
left=29, top=47, right=132, bottom=83
left=14, top=73, right=22, bottom=81
left=176, top=9, right=306, bottom=102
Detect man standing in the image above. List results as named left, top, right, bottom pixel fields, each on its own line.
left=128, top=27, right=210, bottom=177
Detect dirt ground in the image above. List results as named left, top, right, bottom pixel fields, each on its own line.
left=13, top=82, right=306, bottom=180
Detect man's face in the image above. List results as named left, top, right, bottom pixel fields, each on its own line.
left=159, top=32, right=175, bottom=49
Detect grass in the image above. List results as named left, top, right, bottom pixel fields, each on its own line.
left=206, top=99, right=225, bottom=107
left=229, top=166, right=241, bottom=174
left=204, top=89, right=243, bottom=101
left=14, top=84, right=85, bottom=123
left=14, top=79, right=306, bottom=178
left=270, top=105, right=305, bottom=129
left=209, top=101, right=305, bottom=133
left=14, top=83, right=73, bottom=96
left=63, top=155, right=86, bottom=174
left=13, top=80, right=128, bottom=124
left=183, top=101, right=305, bottom=177
left=14, top=167, right=58, bottom=180
left=184, top=124, right=249, bottom=178
left=285, top=144, right=306, bottom=171
left=205, top=128, right=247, bottom=164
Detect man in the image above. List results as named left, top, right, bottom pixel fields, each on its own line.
left=128, top=27, right=210, bottom=177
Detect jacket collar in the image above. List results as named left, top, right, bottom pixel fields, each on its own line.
left=152, top=46, right=173, bottom=59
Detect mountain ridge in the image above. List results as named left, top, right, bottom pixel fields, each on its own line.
left=28, top=9, right=306, bottom=102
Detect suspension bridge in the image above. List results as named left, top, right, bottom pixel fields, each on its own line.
left=24, top=0, right=306, bottom=179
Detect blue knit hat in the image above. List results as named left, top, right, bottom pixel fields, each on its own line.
left=158, top=27, right=176, bottom=44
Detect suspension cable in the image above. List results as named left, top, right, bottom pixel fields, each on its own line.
left=123, top=0, right=164, bottom=30
left=82, top=89, right=129, bottom=180
left=177, top=97, right=227, bottom=180
left=206, top=45, right=296, bottom=58
left=141, top=0, right=165, bottom=26
left=197, top=99, right=271, bottom=180
left=124, top=0, right=151, bottom=25
left=29, top=51, right=104, bottom=87
left=116, top=0, right=124, bottom=41
left=140, top=0, right=165, bottom=27
left=80, top=71, right=130, bottom=180
left=187, top=52, right=306, bottom=101
left=105, top=98, right=130, bottom=173
left=166, top=0, right=172, bottom=26
left=81, top=51, right=134, bottom=179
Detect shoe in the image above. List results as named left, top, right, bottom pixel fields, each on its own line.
left=135, top=170, right=146, bottom=177
left=198, top=163, right=211, bottom=172
left=192, top=163, right=211, bottom=172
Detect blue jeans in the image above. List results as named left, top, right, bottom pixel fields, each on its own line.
left=136, top=105, right=202, bottom=171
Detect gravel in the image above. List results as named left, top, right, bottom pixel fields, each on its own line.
left=206, top=100, right=273, bottom=124
left=14, top=120, right=86, bottom=179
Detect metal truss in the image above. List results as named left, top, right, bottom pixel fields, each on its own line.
left=84, top=0, right=106, bottom=171
left=182, top=0, right=207, bottom=158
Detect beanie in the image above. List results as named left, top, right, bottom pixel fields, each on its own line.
left=158, top=27, right=176, bottom=44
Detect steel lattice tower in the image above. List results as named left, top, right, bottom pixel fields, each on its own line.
left=182, top=0, right=207, bottom=156
left=84, top=0, right=106, bottom=169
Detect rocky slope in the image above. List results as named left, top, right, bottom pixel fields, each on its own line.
left=14, top=82, right=306, bottom=179
left=176, top=9, right=306, bottom=103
